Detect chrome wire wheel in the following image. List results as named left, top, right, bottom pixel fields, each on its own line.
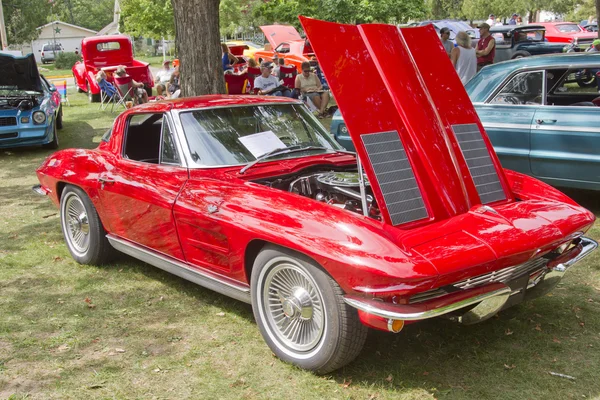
left=259, top=257, right=326, bottom=354
left=62, top=192, right=90, bottom=256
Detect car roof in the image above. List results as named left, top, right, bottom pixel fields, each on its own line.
left=466, top=53, right=600, bottom=102
left=490, top=25, right=545, bottom=32
left=128, top=95, right=302, bottom=113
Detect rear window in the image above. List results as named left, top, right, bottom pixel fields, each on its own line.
left=556, top=24, right=581, bottom=33
left=43, top=44, right=62, bottom=51
left=96, top=42, right=121, bottom=51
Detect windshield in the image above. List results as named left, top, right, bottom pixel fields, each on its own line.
left=179, top=103, right=343, bottom=166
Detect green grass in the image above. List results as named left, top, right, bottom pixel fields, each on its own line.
left=137, top=55, right=174, bottom=67
left=1, top=93, right=600, bottom=399
left=38, top=63, right=73, bottom=78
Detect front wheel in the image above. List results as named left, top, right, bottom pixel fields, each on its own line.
left=60, top=185, right=114, bottom=265
left=251, top=245, right=367, bottom=374
left=42, top=122, right=59, bottom=149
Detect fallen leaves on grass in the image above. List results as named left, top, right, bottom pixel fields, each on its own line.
left=553, top=338, right=561, bottom=343
left=115, top=348, right=125, bottom=353
left=385, top=374, right=393, bottom=382
left=535, top=324, right=542, bottom=331
left=84, top=297, right=96, bottom=309
left=504, top=364, right=516, bottom=370
left=216, top=312, right=225, bottom=317
left=342, top=378, right=352, bottom=388
left=505, top=329, right=514, bottom=335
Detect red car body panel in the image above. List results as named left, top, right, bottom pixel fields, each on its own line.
left=37, top=24, right=595, bottom=313
left=72, top=35, right=154, bottom=96
left=536, top=22, right=597, bottom=43
left=254, top=25, right=315, bottom=72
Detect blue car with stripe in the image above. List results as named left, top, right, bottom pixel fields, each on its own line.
left=0, top=53, right=63, bottom=149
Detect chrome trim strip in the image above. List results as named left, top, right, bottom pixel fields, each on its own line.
left=561, top=237, right=597, bottom=268
left=32, top=184, right=47, bottom=196
left=107, top=235, right=251, bottom=303
left=532, top=124, right=600, bottom=133
left=483, top=122, right=531, bottom=130
left=344, top=284, right=511, bottom=321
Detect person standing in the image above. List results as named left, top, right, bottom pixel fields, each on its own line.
left=476, top=23, right=496, bottom=71
left=451, top=32, right=477, bottom=85
left=508, top=13, right=518, bottom=25
left=221, top=43, right=238, bottom=72
left=486, top=14, right=495, bottom=25
left=440, top=27, right=453, bottom=56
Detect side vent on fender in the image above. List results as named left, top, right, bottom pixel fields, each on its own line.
left=452, top=123, right=506, bottom=204
left=361, top=131, right=428, bottom=225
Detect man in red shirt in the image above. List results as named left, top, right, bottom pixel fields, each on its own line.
left=476, top=23, right=496, bottom=71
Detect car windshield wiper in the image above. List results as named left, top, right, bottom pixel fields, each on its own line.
left=239, top=145, right=331, bottom=174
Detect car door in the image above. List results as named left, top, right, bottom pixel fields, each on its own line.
left=476, top=70, right=544, bottom=173
left=98, top=112, right=189, bottom=260
left=530, top=67, right=600, bottom=187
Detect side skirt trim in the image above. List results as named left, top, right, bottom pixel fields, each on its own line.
left=107, top=235, right=251, bottom=304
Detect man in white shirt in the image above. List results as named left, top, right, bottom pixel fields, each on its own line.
left=154, top=60, right=173, bottom=95
left=254, top=61, right=292, bottom=97
left=486, top=14, right=495, bottom=26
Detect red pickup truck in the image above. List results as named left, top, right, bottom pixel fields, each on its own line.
left=72, top=35, right=153, bottom=102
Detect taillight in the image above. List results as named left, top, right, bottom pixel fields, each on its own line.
left=41, top=52, right=44, bottom=56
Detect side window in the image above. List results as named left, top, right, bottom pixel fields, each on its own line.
left=489, top=71, right=543, bottom=105
left=160, top=119, right=181, bottom=165
left=552, top=68, right=599, bottom=95
left=275, top=43, right=290, bottom=54
left=124, top=113, right=164, bottom=163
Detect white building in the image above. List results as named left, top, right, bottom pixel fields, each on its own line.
left=28, top=21, right=97, bottom=63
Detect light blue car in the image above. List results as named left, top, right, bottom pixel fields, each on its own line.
left=466, top=53, right=600, bottom=191
left=0, top=53, right=63, bottom=149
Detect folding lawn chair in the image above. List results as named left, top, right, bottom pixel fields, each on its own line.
left=225, top=72, right=249, bottom=94
left=113, top=75, right=135, bottom=109
left=246, top=67, right=261, bottom=94
left=98, top=79, right=119, bottom=111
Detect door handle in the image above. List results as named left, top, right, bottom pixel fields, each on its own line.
left=98, top=177, right=115, bottom=189
left=536, top=119, right=557, bottom=125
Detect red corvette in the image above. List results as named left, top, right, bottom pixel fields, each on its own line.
left=35, top=18, right=597, bottom=373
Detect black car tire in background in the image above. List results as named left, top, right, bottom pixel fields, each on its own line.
left=512, top=51, right=531, bottom=59
left=56, top=107, right=63, bottom=130
left=42, top=122, right=59, bottom=150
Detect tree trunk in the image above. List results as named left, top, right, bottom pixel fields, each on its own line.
left=172, top=0, right=225, bottom=96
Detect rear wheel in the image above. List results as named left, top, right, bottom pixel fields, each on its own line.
left=60, top=185, right=114, bottom=265
left=576, top=71, right=597, bottom=88
left=87, top=81, right=100, bottom=103
left=251, top=245, right=367, bottom=374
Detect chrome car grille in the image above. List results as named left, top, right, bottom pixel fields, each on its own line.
left=0, top=117, right=17, bottom=127
left=409, top=256, right=549, bottom=304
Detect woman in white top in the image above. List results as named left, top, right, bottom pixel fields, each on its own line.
left=451, top=31, right=477, bottom=85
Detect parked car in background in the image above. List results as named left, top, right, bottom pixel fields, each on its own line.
left=490, top=25, right=565, bottom=62
left=536, top=22, right=597, bottom=44
left=40, top=43, right=64, bottom=64
left=225, top=40, right=262, bottom=59
left=580, top=22, right=598, bottom=32
left=330, top=108, right=354, bottom=151
left=72, top=35, right=154, bottom=102
left=415, top=20, right=480, bottom=46
left=253, top=25, right=316, bottom=72
left=0, top=53, right=63, bottom=149
left=466, top=53, right=600, bottom=191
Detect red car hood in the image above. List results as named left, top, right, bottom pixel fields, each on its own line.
left=260, top=25, right=303, bottom=49
left=300, top=17, right=512, bottom=228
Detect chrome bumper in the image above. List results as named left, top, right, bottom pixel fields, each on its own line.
left=32, top=184, right=47, bottom=196
left=344, top=236, right=597, bottom=325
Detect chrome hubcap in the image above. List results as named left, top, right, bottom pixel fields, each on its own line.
left=263, top=263, right=325, bottom=352
left=64, top=195, right=90, bottom=254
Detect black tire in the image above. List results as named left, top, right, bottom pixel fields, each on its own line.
left=511, top=51, right=531, bottom=59
left=60, top=185, right=114, bottom=265
left=56, top=107, right=63, bottom=130
left=576, top=72, right=597, bottom=88
left=251, top=245, right=367, bottom=374
left=75, top=75, right=84, bottom=93
left=87, top=81, right=101, bottom=103
left=42, top=122, right=59, bottom=149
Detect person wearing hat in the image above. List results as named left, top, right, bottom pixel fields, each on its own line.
left=486, top=14, right=495, bottom=25
left=508, top=13, right=518, bottom=25
left=476, top=22, right=496, bottom=71
left=254, top=61, right=292, bottom=97
left=439, top=27, right=453, bottom=56
left=155, top=59, right=174, bottom=96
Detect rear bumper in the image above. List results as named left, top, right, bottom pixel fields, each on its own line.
left=345, top=237, right=597, bottom=325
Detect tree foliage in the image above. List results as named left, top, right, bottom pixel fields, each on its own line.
left=120, top=0, right=174, bottom=38
left=53, top=0, right=116, bottom=32
left=2, top=0, right=51, bottom=44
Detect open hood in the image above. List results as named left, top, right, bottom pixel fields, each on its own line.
left=260, top=25, right=303, bottom=49
left=0, top=53, right=43, bottom=93
left=300, top=17, right=512, bottom=228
